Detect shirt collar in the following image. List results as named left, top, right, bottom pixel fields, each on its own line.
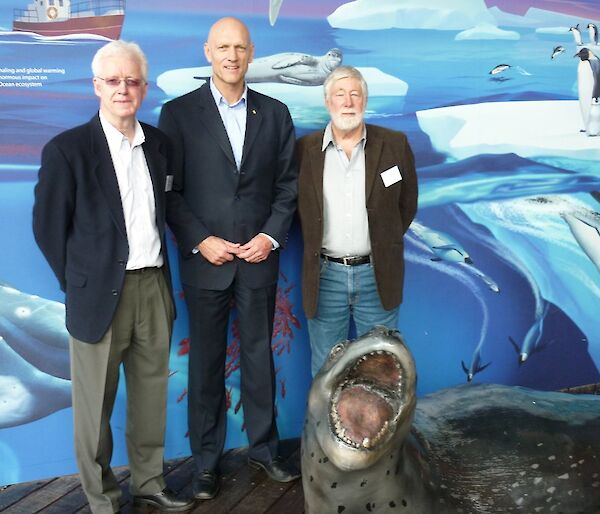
left=321, top=121, right=367, bottom=152
left=99, top=111, right=145, bottom=150
left=209, top=78, right=247, bottom=108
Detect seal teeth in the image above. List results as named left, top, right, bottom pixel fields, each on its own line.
left=362, top=437, right=371, bottom=448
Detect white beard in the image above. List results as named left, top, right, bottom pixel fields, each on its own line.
left=330, top=111, right=364, bottom=132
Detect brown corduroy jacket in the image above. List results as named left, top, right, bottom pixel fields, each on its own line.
left=297, top=124, right=418, bottom=319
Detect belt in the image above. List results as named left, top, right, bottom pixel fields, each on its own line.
left=125, top=266, right=162, bottom=274
left=321, top=254, right=371, bottom=266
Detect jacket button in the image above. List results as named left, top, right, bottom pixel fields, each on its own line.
left=112, top=290, right=118, bottom=296
left=118, top=260, right=125, bottom=266
left=234, top=195, right=240, bottom=201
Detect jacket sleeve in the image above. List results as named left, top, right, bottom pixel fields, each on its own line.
left=159, top=102, right=213, bottom=255
left=259, top=104, right=299, bottom=247
left=32, top=140, right=75, bottom=291
left=399, top=134, right=418, bottom=234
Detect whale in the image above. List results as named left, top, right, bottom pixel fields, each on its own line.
left=194, top=48, right=343, bottom=86
left=562, top=212, right=600, bottom=272
left=0, top=336, right=71, bottom=428
left=509, top=301, right=550, bottom=364
left=301, top=327, right=600, bottom=514
left=0, top=282, right=70, bottom=380
left=526, top=195, right=600, bottom=272
left=461, top=347, right=491, bottom=382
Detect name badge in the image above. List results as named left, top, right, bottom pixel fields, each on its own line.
left=165, top=175, right=174, bottom=192
left=380, top=166, right=402, bottom=187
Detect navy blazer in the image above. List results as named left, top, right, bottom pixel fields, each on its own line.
left=32, top=114, right=175, bottom=343
left=159, top=83, right=298, bottom=290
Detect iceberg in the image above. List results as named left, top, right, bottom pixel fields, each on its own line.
left=536, top=27, right=571, bottom=35
left=489, top=6, right=600, bottom=29
left=455, top=23, right=519, bottom=40
left=157, top=66, right=408, bottom=104
left=328, top=0, right=495, bottom=31
left=416, top=100, right=600, bottom=162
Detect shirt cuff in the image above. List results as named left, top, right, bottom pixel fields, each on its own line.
left=260, top=232, right=279, bottom=250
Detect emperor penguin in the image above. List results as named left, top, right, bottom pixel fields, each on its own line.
left=570, top=24, right=583, bottom=46
left=588, top=23, right=599, bottom=46
left=575, top=47, right=600, bottom=134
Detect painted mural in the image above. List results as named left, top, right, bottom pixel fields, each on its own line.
left=0, top=0, right=599, bottom=485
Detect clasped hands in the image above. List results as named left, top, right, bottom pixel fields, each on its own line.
left=197, top=234, right=272, bottom=265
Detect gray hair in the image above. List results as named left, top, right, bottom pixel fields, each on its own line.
left=323, top=65, right=368, bottom=100
left=91, top=40, right=148, bottom=82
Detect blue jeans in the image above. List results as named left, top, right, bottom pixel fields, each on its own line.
left=307, top=258, right=399, bottom=376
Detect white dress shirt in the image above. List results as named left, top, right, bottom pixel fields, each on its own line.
left=99, top=113, right=163, bottom=270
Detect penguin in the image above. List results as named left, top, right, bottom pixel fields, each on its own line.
left=551, top=46, right=565, bottom=59
left=489, top=63, right=510, bottom=75
left=570, top=24, right=583, bottom=46
left=588, top=23, right=598, bottom=46
left=575, top=47, right=600, bottom=135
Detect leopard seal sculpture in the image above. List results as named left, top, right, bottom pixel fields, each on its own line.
left=301, top=327, right=600, bottom=514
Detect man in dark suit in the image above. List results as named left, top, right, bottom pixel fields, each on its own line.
left=297, top=66, right=418, bottom=376
left=158, top=17, right=299, bottom=499
left=32, top=41, right=193, bottom=514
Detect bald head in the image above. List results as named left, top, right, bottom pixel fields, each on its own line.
left=204, top=17, right=254, bottom=101
left=207, top=17, right=251, bottom=46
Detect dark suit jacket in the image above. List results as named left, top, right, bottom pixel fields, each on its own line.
left=158, top=83, right=298, bottom=290
left=32, top=114, right=175, bottom=343
left=297, top=124, right=418, bottom=318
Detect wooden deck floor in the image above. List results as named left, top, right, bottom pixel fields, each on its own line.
left=0, top=439, right=304, bottom=514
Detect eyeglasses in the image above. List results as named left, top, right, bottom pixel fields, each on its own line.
left=96, top=77, right=145, bottom=88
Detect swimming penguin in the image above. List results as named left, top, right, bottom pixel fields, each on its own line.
left=551, top=45, right=565, bottom=59
left=570, top=24, right=583, bottom=46
left=575, top=47, right=600, bottom=134
left=489, top=63, right=510, bottom=75
left=588, top=23, right=598, bottom=46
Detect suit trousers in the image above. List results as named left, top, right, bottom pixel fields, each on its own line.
left=184, top=279, right=279, bottom=473
left=69, top=268, right=173, bottom=514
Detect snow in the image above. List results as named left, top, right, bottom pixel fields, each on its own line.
left=455, top=22, right=519, bottom=40
left=416, top=100, right=600, bottom=161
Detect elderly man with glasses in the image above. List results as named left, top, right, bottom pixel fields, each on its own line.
left=32, top=40, right=193, bottom=514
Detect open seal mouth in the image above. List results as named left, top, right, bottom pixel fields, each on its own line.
left=330, top=349, right=403, bottom=450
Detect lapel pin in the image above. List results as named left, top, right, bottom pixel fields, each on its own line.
left=252, top=109, right=257, bottom=115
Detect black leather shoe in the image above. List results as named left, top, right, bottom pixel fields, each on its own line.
left=133, top=487, right=194, bottom=512
left=192, top=470, right=220, bottom=500
left=248, top=456, right=301, bottom=482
